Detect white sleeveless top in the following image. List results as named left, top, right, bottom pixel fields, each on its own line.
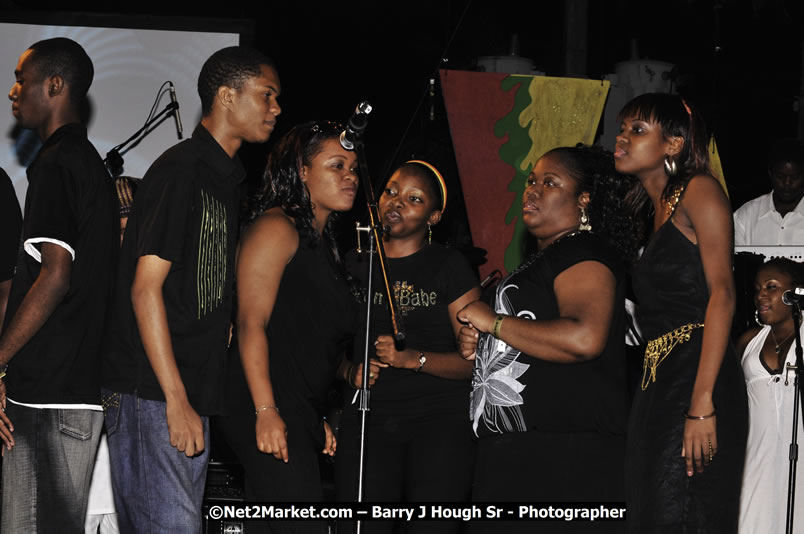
left=739, top=325, right=804, bottom=533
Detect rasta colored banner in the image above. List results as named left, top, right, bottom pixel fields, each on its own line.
left=440, top=69, right=610, bottom=277
left=440, top=70, right=728, bottom=279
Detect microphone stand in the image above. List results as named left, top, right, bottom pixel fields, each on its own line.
left=103, top=100, right=179, bottom=177
left=348, top=103, right=405, bottom=534
left=785, top=300, right=804, bottom=534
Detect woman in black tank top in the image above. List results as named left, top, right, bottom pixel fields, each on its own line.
left=457, top=145, right=637, bottom=533
left=218, top=121, right=359, bottom=533
left=616, top=93, right=748, bottom=533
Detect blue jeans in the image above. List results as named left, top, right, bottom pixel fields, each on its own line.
left=1, top=403, right=104, bottom=533
left=103, top=391, right=210, bottom=534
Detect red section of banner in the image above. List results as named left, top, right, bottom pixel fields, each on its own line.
left=440, top=69, right=520, bottom=279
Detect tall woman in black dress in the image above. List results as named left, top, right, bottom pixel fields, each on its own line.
left=219, top=121, right=358, bottom=532
left=458, top=145, right=636, bottom=533
left=616, top=93, right=748, bottom=532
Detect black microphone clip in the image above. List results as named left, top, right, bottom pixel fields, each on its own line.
left=105, top=148, right=124, bottom=177
left=339, top=101, right=372, bottom=150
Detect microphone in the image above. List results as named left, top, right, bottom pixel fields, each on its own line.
left=168, top=82, right=183, bottom=139
left=339, top=101, right=372, bottom=150
left=782, top=288, right=804, bottom=306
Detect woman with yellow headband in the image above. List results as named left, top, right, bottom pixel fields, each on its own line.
left=335, top=160, right=480, bottom=534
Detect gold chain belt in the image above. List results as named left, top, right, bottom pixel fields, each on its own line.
left=641, top=323, right=704, bottom=391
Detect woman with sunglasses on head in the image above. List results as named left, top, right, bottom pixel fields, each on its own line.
left=218, top=121, right=358, bottom=532
left=335, top=160, right=480, bottom=534
left=737, top=258, right=804, bottom=533
left=617, top=93, right=748, bottom=533
left=457, top=144, right=636, bottom=533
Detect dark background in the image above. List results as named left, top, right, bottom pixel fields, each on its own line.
left=2, top=0, right=802, bottom=251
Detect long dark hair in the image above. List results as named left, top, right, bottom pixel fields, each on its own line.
left=545, top=144, right=639, bottom=263
left=616, top=93, right=712, bottom=243
left=246, top=120, right=345, bottom=262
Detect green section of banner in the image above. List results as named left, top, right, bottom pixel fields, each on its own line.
left=495, top=76, right=536, bottom=272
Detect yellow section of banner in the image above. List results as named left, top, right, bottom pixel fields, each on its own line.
left=708, top=137, right=728, bottom=197
left=517, top=76, right=611, bottom=175
left=499, top=75, right=611, bottom=271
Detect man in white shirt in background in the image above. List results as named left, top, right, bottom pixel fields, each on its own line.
left=734, top=138, right=804, bottom=246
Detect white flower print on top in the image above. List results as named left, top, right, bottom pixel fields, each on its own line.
left=471, top=279, right=533, bottom=435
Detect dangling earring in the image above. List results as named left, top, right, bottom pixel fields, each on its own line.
left=579, top=207, right=592, bottom=232
left=755, top=309, right=765, bottom=327
left=427, top=224, right=432, bottom=245
left=663, top=156, right=677, bottom=177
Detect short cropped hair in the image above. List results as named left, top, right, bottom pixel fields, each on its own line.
left=768, top=138, right=804, bottom=170
left=759, top=257, right=804, bottom=288
left=197, top=46, right=275, bottom=115
left=27, top=38, right=94, bottom=104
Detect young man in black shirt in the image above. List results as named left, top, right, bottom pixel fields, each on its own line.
left=102, top=46, right=281, bottom=532
left=0, top=38, right=117, bottom=532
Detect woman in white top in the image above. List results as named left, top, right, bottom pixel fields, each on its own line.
left=737, top=257, right=804, bottom=533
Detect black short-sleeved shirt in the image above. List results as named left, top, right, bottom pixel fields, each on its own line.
left=4, top=124, right=117, bottom=404
left=103, top=124, right=244, bottom=415
left=471, top=232, right=629, bottom=438
left=0, top=168, right=22, bottom=282
left=346, top=243, right=479, bottom=416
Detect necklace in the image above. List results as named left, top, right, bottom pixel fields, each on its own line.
left=770, top=328, right=795, bottom=354
left=540, top=229, right=586, bottom=252
left=509, top=229, right=589, bottom=279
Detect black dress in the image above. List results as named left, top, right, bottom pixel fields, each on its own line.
left=218, top=233, right=356, bottom=533
left=627, top=208, right=748, bottom=533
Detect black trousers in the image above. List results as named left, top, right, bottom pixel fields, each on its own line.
left=468, top=430, right=627, bottom=534
left=334, top=404, right=476, bottom=534
left=215, top=413, right=327, bottom=534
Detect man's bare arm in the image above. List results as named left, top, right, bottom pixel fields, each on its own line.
left=0, top=242, right=71, bottom=365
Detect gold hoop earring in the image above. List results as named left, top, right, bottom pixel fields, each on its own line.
left=664, top=156, right=678, bottom=177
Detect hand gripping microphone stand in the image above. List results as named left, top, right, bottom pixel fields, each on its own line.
left=342, top=102, right=406, bottom=533
left=784, top=289, right=804, bottom=534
